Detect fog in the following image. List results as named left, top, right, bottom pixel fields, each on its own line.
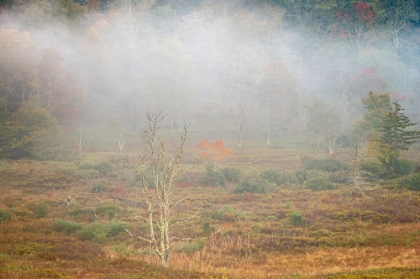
left=1, top=0, right=420, bottom=150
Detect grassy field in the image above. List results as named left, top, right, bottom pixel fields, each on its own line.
left=0, top=134, right=419, bottom=279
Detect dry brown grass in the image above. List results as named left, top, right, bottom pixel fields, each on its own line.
left=1, top=143, right=420, bottom=278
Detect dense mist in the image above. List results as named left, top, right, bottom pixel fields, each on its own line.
left=1, top=0, right=420, bottom=155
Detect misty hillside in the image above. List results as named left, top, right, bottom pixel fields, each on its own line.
left=1, top=0, right=420, bottom=157
left=1, top=2, right=420, bottom=278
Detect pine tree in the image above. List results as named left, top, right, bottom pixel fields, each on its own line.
left=378, top=101, right=420, bottom=168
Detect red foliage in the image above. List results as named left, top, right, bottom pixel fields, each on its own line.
left=353, top=2, right=376, bottom=26
left=197, top=139, right=233, bottom=161
left=330, top=2, right=377, bottom=46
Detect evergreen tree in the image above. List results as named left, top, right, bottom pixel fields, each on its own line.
left=378, top=101, right=420, bottom=168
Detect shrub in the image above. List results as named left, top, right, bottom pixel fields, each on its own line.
left=336, top=131, right=354, bottom=147
left=212, top=205, right=238, bottom=222
left=132, top=172, right=156, bottom=188
left=177, top=240, right=205, bottom=254
left=97, top=204, right=121, bottom=221
left=259, top=170, right=300, bottom=186
left=33, top=202, right=49, bottom=218
left=77, top=223, right=108, bottom=243
left=305, top=158, right=349, bottom=172
left=397, top=174, right=420, bottom=191
left=295, top=169, right=307, bottom=185
left=198, top=165, right=225, bottom=187
left=0, top=208, right=12, bottom=222
left=201, top=222, right=214, bottom=233
left=259, top=171, right=279, bottom=184
left=107, top=222, right=129, bottom=237
left=329, top=170, right=351, bottom=184
left=220, top=167, right=242, bottom=183
left=52, top=219, right=83, bottom=235
left=94, top=162, right=114, bottom=176
left=112, top=243, right=137, bottom=258
left=78, top=163, right=95, bottom=170
left=290, top=211, right=304, bottom=226
left=74, top=169, right=100, bottom=179
left=392, top=159, right=414, bottom=176
left=360, top=160, right=382, bottom=180
left=304, top=177, right=335, bottom=191
left=67, top=206, right=93, bottom=218
left=380, top=159, right=414, bottom=180
left=79, top=162, right=114, bottom=176
left=91, top=183, right=107, bottom=193
left=234, top=177, right=267, bottom=194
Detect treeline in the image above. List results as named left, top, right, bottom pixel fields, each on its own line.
left=0, top=0, right=420, bottom=158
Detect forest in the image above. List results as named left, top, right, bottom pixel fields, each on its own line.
left=0, top=0, right=420, bottom=156
left=0, top=0, right=420, bottom=278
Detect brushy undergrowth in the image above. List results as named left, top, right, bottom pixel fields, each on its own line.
left=1, top=148, right=420, bottom=279
left=305, top=158, right=349, bottom=172
left=233, top=177, right=268, bottom=194
left=52, top=219, right=128, bottom=242
left=0, top=209, right=12, bottom=222
left=259, top=170, right=299, bottom=186
left=198, top=165, right=226, bottom=187
left=304, top=177, right=335, bottom=191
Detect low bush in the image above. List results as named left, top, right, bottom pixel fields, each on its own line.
left=305, top=158, right=349, bottom=172
left=290, top=211, right=305, bottom=226
left=52, top=219, right=83, bottom=235
left=94, top=162, right=114, bottom=176
left=260, top=170, right=299, bottom=186
left=295, top=169, right=307, bottom=185
left=33, top=202, right=49, bottom=218
left=336, top=131, right=354, bottom=147
left=233, top=177, right=267, bottom=194
left=112, top=243, right=138, bottom=257
left=259, top=170, right=279, bottom=184
left=392, top=159, right=414, bottom=177
left=107, top=222, right=129, bottom=237
left=78, top=163, right=95, bottom=170
left=67, top=206, right=94, bottom=218
left=77, top=223, right=108, bottom=243
left=131, top=172, right=156, bottom=188
left=177, top=240, right=205, bottom=254
left=79, top=162, right=114, bottom=176
left=397, top=174, right=420, bottom=191
left=220, top=167, right=242, bottom=183
left=74, top=169, right=100, bottom=179
left=304, top=177, right=335, bottom=191
left=329, top=170, right=351, bottom=184
left=198, top=165, right=225, bottom=187
left=201, top=222, right=214, bottom=233
left=360, top=160, right=382, bottom=180
left=212, top=205, right=238, bottom=222
left=97, top=204, right=122, bottom=221
left=0, top=209, right=12, bottom=222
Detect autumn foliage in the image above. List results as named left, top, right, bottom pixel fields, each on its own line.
left=197, top=139, right=233, bottom=170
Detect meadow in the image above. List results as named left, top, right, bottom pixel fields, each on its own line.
left=0, top=132, right=419, bottom=279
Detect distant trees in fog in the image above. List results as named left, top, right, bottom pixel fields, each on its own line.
left=0, top=0, right=420, bottom=156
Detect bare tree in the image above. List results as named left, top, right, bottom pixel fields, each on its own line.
left=125, top=109, right=195, bottom=268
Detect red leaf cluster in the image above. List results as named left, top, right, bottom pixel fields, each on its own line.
left=196, top=139, right=233, bottom=161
